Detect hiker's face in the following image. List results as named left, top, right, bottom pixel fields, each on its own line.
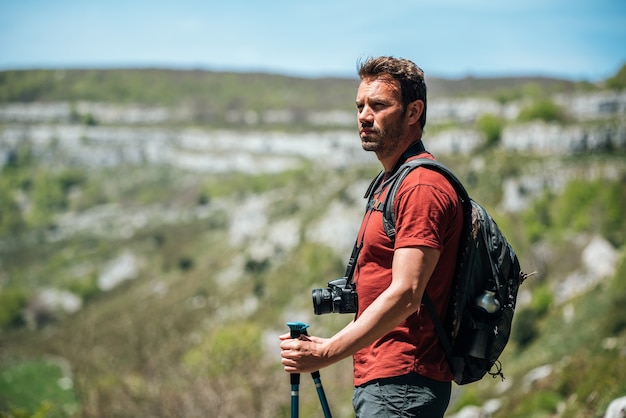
left=356, top=76, right=406, bottom=158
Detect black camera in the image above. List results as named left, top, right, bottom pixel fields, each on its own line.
left=312, top=278, right=358, bottom=315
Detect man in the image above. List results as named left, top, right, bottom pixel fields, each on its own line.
left=280, top=56, right=463, bottom=417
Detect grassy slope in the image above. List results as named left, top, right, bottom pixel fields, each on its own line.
left=2, top=152, right=624, bottom=417
left=0, top=69, right=624, bottom=417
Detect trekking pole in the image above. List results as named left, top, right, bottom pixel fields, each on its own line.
left=286, top=322, right=333, bottom=418
left=287, top=322, right=307, bottom=418
left=311, top=370, right=332, bottom=418
left=291, top=368, right=300, bottom=418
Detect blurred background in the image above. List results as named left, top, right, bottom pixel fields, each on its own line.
left=1, top=1, right=625, bottom=417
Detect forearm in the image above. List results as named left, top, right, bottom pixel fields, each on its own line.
left=324, top=246, right=439, bottom=363
left=326, top=283, right=421, bottom=360
left=281, top=247, right=439, bottom=374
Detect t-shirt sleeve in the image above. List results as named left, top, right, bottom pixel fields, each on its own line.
left=393, top=171, right=457, bottom=251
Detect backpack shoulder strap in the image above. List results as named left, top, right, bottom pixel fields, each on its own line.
left=364, top=140, right=429, bottom=211
left=381, top=158, right=471, bottom=241
left=381, top=158, right=473, bottom=371
left=363, top=169, right=385, bottom=208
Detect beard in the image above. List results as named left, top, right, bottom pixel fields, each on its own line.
left=360, top=119, right=405, bottom=159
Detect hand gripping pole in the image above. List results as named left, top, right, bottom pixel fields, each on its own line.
left=286, top=322, right=332, bottom=418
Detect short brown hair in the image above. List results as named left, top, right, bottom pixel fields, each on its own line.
left=358, top=56, right=427, bottom=129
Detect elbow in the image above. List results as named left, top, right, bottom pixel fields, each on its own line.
left=395, top=285, right=423, bottom=315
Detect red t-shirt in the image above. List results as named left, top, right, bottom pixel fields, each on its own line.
left=353, top=153, right=463, bottom=386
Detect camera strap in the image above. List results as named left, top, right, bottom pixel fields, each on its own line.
left=343, top=240, right=361, bottom=289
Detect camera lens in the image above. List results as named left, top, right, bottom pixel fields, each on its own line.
left=312, top=288, right=333, bottom=315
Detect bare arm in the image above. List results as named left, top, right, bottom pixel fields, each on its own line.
left=280, top=245, right=440, bottom=373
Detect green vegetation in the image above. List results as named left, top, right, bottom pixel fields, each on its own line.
left=0, top=144, right=88, bottom=232
left=0, top=287, right=28, bottom=329
left=605, top=63, right=626, bottom=90
left=1, top=67, right=625, bottom=417
left=511, top=308, right=540, bottom=348
left=493, top=280, right=626, bottom=418
left=522, top=175, right=626, bottom=247
left=183, top=321, right=263, bottom=377
left=0, top=69, right=358, bottom=112
left=0, top=359, right=78, bottom=417
left=1, top=148, right=623, bottom=417
left=429, top=77, right=579, bottom=99
left=517, top=99, right=568, bottom=123
left=604, top=253, right=626, bottom=335
left=1, top=69, right=588, bottom=107
left=475, top=113, right=505, bottom=147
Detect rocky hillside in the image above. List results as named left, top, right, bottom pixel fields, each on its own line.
left=0, top=69, right=625, bottom=418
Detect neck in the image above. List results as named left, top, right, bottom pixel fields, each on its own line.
left=380, top=139, right=425, bottom=173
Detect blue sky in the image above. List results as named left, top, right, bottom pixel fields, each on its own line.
left=1, top=0, right=625, bottom=81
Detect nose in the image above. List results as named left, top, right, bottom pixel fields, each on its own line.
left=358, top=105, right=374, bottom=125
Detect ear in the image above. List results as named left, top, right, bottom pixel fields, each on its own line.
left=406, top=100, right=424, bottom=125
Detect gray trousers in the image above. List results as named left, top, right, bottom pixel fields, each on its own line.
left=353, top=372, right=451, bottom=417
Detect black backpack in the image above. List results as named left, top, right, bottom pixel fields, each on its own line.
left=365, top=157, right=531, bottom=385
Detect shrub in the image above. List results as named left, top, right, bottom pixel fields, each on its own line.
left=62, top=275, right=100, bottom=302
left=0, top=359, right=78, bottom=416
left=182, top=322, right=262, bottom=377
left=521, top=190, right=553, bottom=243
left=518, top=99, right=567, bottom=123
left=0, top=287, right=28, bottom=329
left=510, top=390, right=562, bottom=417
left=178, top=257, right=194, bottom=271
left=57, top=169, right=86, bottom=192
left=522, top=177, right=626, bottom=247
left=604, top=253, right=626, bottom=335
left=531, top=284, right=554, bottom=317
left=512, top=308, right=539, bottom=348
left=476, top=113, right=505, bottom=147
left=555, top=178, right=626, bottom=247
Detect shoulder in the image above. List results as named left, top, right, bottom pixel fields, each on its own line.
left=397, top=156, right=458, bottom=202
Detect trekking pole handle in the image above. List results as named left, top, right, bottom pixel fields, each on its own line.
left=287, top=322, right=310, bottom=338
